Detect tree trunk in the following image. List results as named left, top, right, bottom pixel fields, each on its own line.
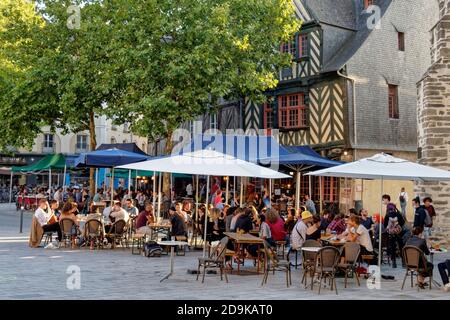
left=88, top=111, right=97, bottom=197
left=163, top=130, right=174, bottom=197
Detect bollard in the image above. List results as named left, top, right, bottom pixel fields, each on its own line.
left=19, top=206, right=24, bottom=234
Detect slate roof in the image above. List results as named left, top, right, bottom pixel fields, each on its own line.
left=294, top=0, right=393, bottom=73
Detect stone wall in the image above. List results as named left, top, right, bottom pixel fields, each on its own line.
left=417, top=0, right=450, bottom=245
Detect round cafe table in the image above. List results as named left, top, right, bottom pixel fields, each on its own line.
left=158, top=241, right=189, bottom=282
left=430, top=248, right=448, bottom=287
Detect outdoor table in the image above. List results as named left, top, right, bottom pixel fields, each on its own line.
left=430, top=248, right=448, bottom=287
left=301, top=247, right=322, bottom=253
left=149, top=224, right=171, bottom=241
left=223, top=232, right=263, bottom=274
left=157, top=241, right=189, bottom=282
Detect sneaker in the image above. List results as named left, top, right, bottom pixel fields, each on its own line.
left=443, top=283, right=450, bottom=292
left=44, top=243, right=55, bottom=250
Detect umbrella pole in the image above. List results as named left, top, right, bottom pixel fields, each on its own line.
left=135, top=171, right=138, bottom=192
left=203, top=175, right=210, bottom=257
left=319, top=176, right=323, bottom=214
left=233, top=176, right=236, bottom=204
left=158, top=173, right=162, bottom=221
left=296, top=171, right=301, bottom=211
left=9, top=171, right=13, bottom=204
left=111, top=168, right=115, bottom=206
left=240, top=177, right=244, bottom=208
left=128, top=169, right=132, bottom=194
left=63, top=165, right=67, bottom=192
left=195, top=175, right=199, bottom=247
left=308, top=174, right=312, bottom=200
left=152, top=172, right=157, bottom=210
left=57, top=173, right=60, bottom=188
left=170, top=173, right=173, bottom=204
left=49, top=168, right=52, bottom=193
left=378, top=178, right=383, bottom=269
left=225, top=177, right=229, bottom=205
left=95, top=168, right=98, bottom=191
left=269, top=179, right=272, bottom=207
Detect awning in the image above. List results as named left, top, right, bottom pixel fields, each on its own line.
left=96, top=143, right=147, bottom=155
left=12, top=154, right=68, bottom=173
left=74, top=148, right=150, bottom=168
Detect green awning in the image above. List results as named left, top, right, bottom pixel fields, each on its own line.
left=12, top=154, right=67, bottom=173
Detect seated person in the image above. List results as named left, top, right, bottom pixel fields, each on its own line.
left=125, top=198, right=139, bottom=219
left=438, top=259, right=450, bottom=290
left=234, top=208, right=254, bottom=233
left=306, top=215, right=322, bottom=241
left=360, top=208, right=374, bottom=231
left=327, top=213, right=347, bottom=235
left=284, top=208, right=297, bottom=235
left=320, top=210, right=333, bottom=231
left=248, top=214, right=274, bottom=257
left=34, top=199, right=62, bottom=245
left=346, top=215, right=374, bottom=257
left=136, top=203, right=155, bottom=236
left=105, top=201, right=130, bottom=234
left=50, top=200, right=61, bottom=218
left=291, top=211, right=313, bottom=251
left=169, top=206, right=187, bottom=240
left=406, top=227, right=433, bottom=289
left=266, top=208, right=287, bottom=242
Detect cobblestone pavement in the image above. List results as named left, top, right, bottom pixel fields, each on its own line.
left=0, top=204, right=449, bottom=300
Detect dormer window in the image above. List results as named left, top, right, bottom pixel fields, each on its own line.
left=299, top=34, right=308, bottom=57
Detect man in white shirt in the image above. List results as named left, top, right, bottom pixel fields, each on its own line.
left=291, top=211, right=313, bottom=250
left=110, top=201, right=130, bottom=224
left=186, top=183, right=193, bottom=197
left=34, top=199, right=62, bottom=242
left=125, top=198, right=139, bottom=218
left=53, top=187, right=63, bottom=203
left=399, top=187, right=408, bottom=220
left=347, top=215, right=373, bottom=255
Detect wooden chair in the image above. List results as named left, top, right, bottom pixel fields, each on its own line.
left=338, top=242, right=361, bottom=288
left=131, top=233, right=146, bottom=255
left=261, top=240, right=292, bottom=288
left=43, top=232, right=54, bottom=246
left=59, top=218, right=77, bottom=248
left=175, top=235, right=188, bottom=256
left=84, top=219, right=104, bottom=250
left=401, top=245, right=433, bottom=291
left=196, top=237, right=229, bottom=283
left=316, top=246, right=341, bottom=295
left=301, top=240, right=322, bottom=288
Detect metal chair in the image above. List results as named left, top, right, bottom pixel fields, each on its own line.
left=106, top=220, right=128, bottom=249
left=301, top=240, right=322, bottom=288
left=197, top=237, right=229, bottom=283
left=338, top=242, right=361, bottom=288
left=316, top=246, right=341, bottom=295
left=59, top=218, right=77, bottom=248
left=261, top=240, right=292, bottom=288
left=401, top=245, right=433, bottom=291
left=84, top=219, right=104, bottom=250
left=42, top=232, right=54, bottom=246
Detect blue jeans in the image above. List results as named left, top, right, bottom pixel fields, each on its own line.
left=438, top=260, right=450, bottom=285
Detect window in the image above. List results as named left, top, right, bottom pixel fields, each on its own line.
left=398, top=32, right=405, bottom=51
left=76, top=135, right=88, bottom=151
left=280, top=39, right=296, bottom=58
left=364, top=0, right=374, bottom=9
left=44, top=134, right=54, bottom=148
left=278, top=93, right=308, bottom=129
left=123, top=123, right=130, bottom=133
left=263, top=99, right=275, bottom=129
left=388, top=84, right=399, bottom=119
left=210, top=114, right=217, bottom=133
left=111, top=137, right=117, bottom=144
left=299, top=34, right=308, bottom=57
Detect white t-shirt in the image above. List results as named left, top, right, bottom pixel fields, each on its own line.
left=291, top=220, right=307, bottom=250
left=110, top=208, right=130, bottom=223
left=35, top=207, right=51, bottom=227
left=356, top=225, right=373, bottom=252
left=259, top=222, right=272, bottom=240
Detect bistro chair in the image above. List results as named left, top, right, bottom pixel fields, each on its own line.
left=316, top=246, right=341, bottom=295
left=275, top=240, right=287, bottom=259
left=59, top=218, right=77, bottom=248
left=401, top=245, right=433, bottom=291
left=106, top=219, right=128, bottom=249
left=261, top=240, right=292, bottom=288
left=197, top=237, right=229, bottom=284
left=84, top=219, right=104, bottom=250
left=338, top=242, right=361, bottom=288
left=42, top=232, right=55, bottom=246
left=301, top=240, right=322, bottom=289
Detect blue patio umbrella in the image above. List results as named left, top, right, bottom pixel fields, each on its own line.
left=74, top=148, right=150, bottom=203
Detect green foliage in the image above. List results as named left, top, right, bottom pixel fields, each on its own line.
left=0, top=0, right=300, bottom=150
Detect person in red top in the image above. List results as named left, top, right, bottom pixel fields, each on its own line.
left=136, top=203, right=155, bottom=236
left=265, top=208, right=287, bottom=241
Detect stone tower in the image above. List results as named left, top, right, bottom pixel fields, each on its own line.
left=417, top=0, right=450, bottom=245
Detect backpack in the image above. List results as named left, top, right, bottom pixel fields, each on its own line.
left=144, top=241, right=163, bottom=257
left=399, top=195, right=405, bottom=203
left=424, top=210, right=433, bottom=228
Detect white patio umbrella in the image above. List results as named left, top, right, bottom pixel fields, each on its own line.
left=118, top=149, right=290, bottom=255
left=306, top=153, right=450, bottom=268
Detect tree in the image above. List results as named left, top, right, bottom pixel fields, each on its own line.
left=106, top=0, right=300, bottom=192
left=0, top=0, right=125, bottom=194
